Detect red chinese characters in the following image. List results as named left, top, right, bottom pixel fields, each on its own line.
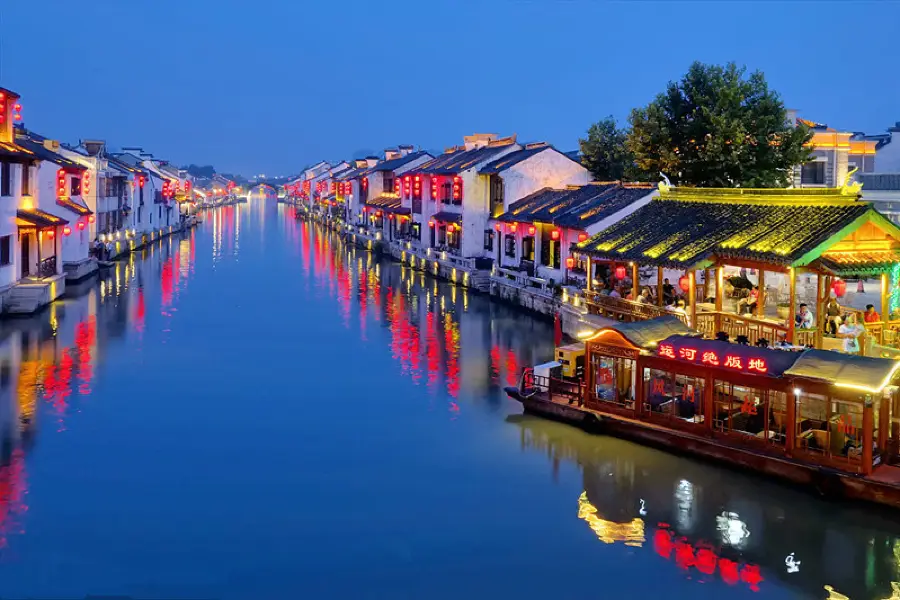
left=701, top=351, right=720, bottom=366
left=748, top=358, right=767, bottom=373
left=678, top=347, right=697, bottom=361
left=724, top=355, right=743, bottom=370
left=658, top=343, right=676, bottom=359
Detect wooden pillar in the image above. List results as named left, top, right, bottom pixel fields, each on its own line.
left=879, top=396, right=889, bottom=464
left=688, top=271, right=696, bottom=327
left=815, top=275, right=825, bottom=350
left=756, top=269, right=766, bottom=318
left=715, top=266, right=724, bottom=333
left=863, top=400, right=874, bottom=475
left=786, top=389, right=797, bottom=458
left=657, top=266, right=664, bottom=307
left=631, top=262, right=639, bottom=301
left=586, top=259, right=593, bottom=292
left=882, top=272, right=890, bottom=324
left=788, top=268, right=797, bottom=343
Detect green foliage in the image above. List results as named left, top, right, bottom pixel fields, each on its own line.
left=181, top=164, right=216, bottom=179
left=579, top=116, right=633, bottom=180
left=626, top=62, right=813, bottom=188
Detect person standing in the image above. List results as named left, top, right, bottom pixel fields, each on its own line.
left=838, top=313, right=864, bottom=354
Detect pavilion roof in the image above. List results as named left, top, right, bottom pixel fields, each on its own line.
left=575, top=185, right=900, bottom=271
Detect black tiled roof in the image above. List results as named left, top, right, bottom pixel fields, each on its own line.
left=335, top=165, right=371, bottom=181
left=17, top=208, right=68, bottom=228
left=577, top=193, right=879, bottom=268
left=497, top=183, right=654, bottom=229
left=365, top=194, right=401, bottom=209
left=478, top=144, right=557, bottom=174
left=14, top=131, right=86, bottom=171
left=416, top=145, right=516, bottom=175
left=368, top=150, right=431, bottom=173
left=431, top=211, right=462, bottom=224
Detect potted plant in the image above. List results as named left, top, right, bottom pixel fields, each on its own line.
left=776, top=302, right=791, bottom=320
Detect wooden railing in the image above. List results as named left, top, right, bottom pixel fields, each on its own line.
left=694, top=311, right=817, bottom=347
left=584, top=291, right=685, bottom=324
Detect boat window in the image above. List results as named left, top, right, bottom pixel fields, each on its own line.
left=795, top=392, right=829, bottom=457
left=794, top=392, right=865, bottom=466
left=643, top=368, right=704, bottom=424
left=592, top=355, right=635, bottom=410
left=713, top=382, right=784, bottom=445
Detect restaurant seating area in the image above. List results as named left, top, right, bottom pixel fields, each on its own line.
left=572, top=184, right=900, bottom=356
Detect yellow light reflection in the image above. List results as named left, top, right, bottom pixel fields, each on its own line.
left=577, top=491, right=645, bottom=547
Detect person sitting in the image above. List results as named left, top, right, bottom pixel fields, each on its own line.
left=637, top=288, right=653, bottom=304
left=864, top=304, right=881, bottom=323
left=825, top=295, right=842, bottom=335
left=795, top=303, right=815, bottom=329
left=736, top=286, right=760, bottom=315
left=667, top=299, right=689, bottom=324
left=608, top=285, right=622, bottom=299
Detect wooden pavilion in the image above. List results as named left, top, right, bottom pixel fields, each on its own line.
left=573, top=181, right=900, bottom=353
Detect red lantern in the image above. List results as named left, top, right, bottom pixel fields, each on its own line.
left=832, top=278, right=847, bottom=298
left=448, top=224, right=455, bottom=232
left=82, top=170, right=91, bottom=196
left=494, top=223, right=502, bottom=231
left=452, top=176, right=462, bottom=201
left=431, top=176, right=440, bottom=199
left=428, top=220, right=435, bottom=227
left=527, top=225, right=536, bottom=235
left=551, top=230, right=560, bottom=241
left=509, top=223, right=517, bottom=233
left=89, top=215, right=95, bottom=223
left=615, top=265, right=627, bottom=280
left=679, top=275, right=690, bottom=292
left=77, top=221, right=85, bottom=230
left=394, top=178, right=401, bottom=194
left=578, top=233, right=588, bottom=242
left=63, top=226, right=71, bottom=236
left=56, top=169, right=67, bottom=198
left=566, top=257, right=575, bottom=269
left=46, top=230, right=55, bottom=240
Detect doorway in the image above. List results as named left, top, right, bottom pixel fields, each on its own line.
left=20, top=234, right=30, bottom=277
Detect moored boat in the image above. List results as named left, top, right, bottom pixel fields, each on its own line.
left=505, top=315, right=900, bottom=508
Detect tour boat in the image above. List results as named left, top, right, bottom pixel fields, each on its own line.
left=505, top=315, right=900, bottom=508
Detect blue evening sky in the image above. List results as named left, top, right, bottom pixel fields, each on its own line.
left=2, top=0, right=897, bottom=177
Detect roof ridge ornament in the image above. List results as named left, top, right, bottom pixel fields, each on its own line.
left=659, top=172, right=672, bottom=194
left=841, top=166, right=863, bottom=196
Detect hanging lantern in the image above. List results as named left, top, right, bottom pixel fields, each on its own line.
left=77, top=221, right=85, bottom=231
left=428, top=220, right=435, bottom=227
left=679, top=275, right=690, bottom=292
left=832, top=278, right=847, bottom=298
left=452, top=176, right=462, bottom=201
left=56, top=169, right=67, bottom=198
left=551, top=230, right=560, bottom=241
left=527, top=225, right=536, bottom=236
left=448, top=224, right=455, bottom=232
left=63, top=226, right=72, bottom=236
left=509, top=223, right=517, bottom=233
left=403, top=175, right=411, bottom=196
left=89, top=214, right=95, bottom=223
left=431, top=176, right=440, bottom=199
left=82, top=170, right=91, bottom=196
left=578, top=233, right=588, bottom=242
left=615, top=265, right=627, bottom=280
left=394, top=178, right=401, bottom=195
left=494, top=223, right=502, bottom=231
left=46, top=230, right=55, bottom=240
left=565, top=257, right=575, bottom=269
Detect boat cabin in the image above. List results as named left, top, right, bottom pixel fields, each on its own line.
left=564, top=317, right=900, bottom=476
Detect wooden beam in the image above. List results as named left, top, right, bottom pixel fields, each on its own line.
left=815, top=275, right=825, bottom=349
left=756, top=269, right=766, bottom=318
left=788, top=268, right=797, bottom=343
left=657, top=266, right=664, bottom=307
left=688, top=271, right=696, bottom=328
left=586, top=259, right=593, bottom=292
left=882, top=272, right=890, bottom=323
left=631, top=262, right=639, bottom=301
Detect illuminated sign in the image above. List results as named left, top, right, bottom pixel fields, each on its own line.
left=657, top=343, right=769, bottom=375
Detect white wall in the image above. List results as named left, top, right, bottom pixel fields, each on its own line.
left=501, top=149, right=591, bottom=213
left=877, top=137, right=900, bottom=173
left=33, top=161, right=90, bottom=265
left=0, top=163, right=24, bottom=288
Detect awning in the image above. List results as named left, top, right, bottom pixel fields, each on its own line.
left=383, top=206, right=411, bottom=216
left=16, top=209, right=68, bottom=229
left=813, top=251, right=899, bottom=276
left=431, top=211, right=461, bottom=224
left=785, top=350, right=900, bottom=394
left=365, top=194, right=402, bottom=209
left=581, top=315, right=700, bottom=350
left=57, top=196, right=92, bottom=216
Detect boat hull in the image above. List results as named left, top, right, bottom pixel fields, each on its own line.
left=504, top=387, right=900, bottom=509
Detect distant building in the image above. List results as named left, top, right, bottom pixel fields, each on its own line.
left=790, top=115, right=877, bottom=187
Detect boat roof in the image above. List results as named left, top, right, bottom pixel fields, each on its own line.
left=785, top=350, right=900, bottom=394
left=658, top=335, right=800, bottom=378
left=581, top=315, right=699, bottom=350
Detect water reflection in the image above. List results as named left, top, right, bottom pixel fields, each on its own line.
left=511, top=414, right=900, bottom=599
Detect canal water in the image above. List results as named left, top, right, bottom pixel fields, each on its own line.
left=1, top=198, right=899, bottom=599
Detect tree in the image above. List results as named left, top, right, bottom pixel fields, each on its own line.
left=626, top=62, right=813, bottom=188
left=579, top=116, right=632, bottom=181
left=181, top=164, right=217, bottom=179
